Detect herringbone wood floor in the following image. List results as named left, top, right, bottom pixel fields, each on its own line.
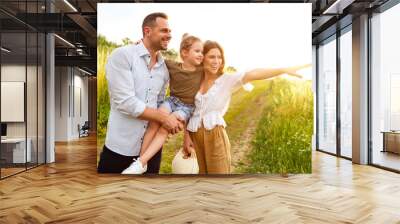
left=0, top=135, right=399, bottom=223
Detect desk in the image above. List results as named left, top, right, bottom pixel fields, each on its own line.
left=381, top=131, right=400, bottom=154
left=1, top=138, right=31, bottom=163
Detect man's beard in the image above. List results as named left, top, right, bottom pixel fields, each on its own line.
left=159, top=45, right=168, bottom=50
left=159, top=39, right=169, bottom=50
left=151, top=41, right=166, bottom=51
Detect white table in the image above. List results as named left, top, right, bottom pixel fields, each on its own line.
left=1, top=138, right=31, bottom=163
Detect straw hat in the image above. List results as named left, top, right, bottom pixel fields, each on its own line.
left=172, top=147, right=199, bottom=174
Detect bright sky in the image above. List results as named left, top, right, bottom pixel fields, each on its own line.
left=98, top=3, right=312, bottom=79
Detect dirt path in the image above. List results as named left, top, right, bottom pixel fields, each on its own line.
left=224, top=81, right=272, bottom=173
left=229, top=92, right=270, bottom=173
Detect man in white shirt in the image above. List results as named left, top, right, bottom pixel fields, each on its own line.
left=98, top=12, right=183, bottom=173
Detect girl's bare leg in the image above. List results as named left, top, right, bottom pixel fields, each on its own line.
left=139, top=107, right=170, bottom=157
left=140, top=113, right=184, bottom=165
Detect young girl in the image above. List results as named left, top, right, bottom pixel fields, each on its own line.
left=122, top=34, right=204, bottom=174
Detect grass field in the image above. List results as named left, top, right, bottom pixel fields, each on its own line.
left=244, top=78, right=313, bottom=174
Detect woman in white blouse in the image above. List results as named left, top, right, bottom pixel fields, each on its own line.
left=184, top=40, right=310, bottom=174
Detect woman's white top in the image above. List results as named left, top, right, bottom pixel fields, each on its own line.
left=187, top=72, right=246, bottom=132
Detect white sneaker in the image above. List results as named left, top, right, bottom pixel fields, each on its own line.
left=121, top=158, right=147, bottom=174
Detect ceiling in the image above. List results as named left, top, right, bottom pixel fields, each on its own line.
left=1, top=0, right=99, bottom=75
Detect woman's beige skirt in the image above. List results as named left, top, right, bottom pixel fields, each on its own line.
left=189, top=125, right=231, bottom=174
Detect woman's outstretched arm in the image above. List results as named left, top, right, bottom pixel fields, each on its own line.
left=242, top=64, right=311, bottom=84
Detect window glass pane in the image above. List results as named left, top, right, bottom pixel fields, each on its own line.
left=340, top=29, right=352, bottom=158
left=38, top=32, right=45, bottom=165
left=371, top=3, right=400, bottom=171
left=27, top=31, right=38, bottom=169
left=1, top=30, right=27, bottom=177
left=318, top=36, right=337, bottom=154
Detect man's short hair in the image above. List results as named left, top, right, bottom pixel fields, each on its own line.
left=142, top=12, right=168, bottom=36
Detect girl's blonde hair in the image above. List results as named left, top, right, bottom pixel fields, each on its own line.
left=180, top=33, right=201, bottom=60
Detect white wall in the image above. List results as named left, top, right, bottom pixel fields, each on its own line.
left=1, top=65, right=28, bottom=138
left=1, top=65, right=26, bottom=145
left=55, top=66, right=69, bottom=141
left=73, top=72, right=89, bottom=138
left=54, top=67, right=89, bottom=141
left=1, top=64, right=45, bottom=164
